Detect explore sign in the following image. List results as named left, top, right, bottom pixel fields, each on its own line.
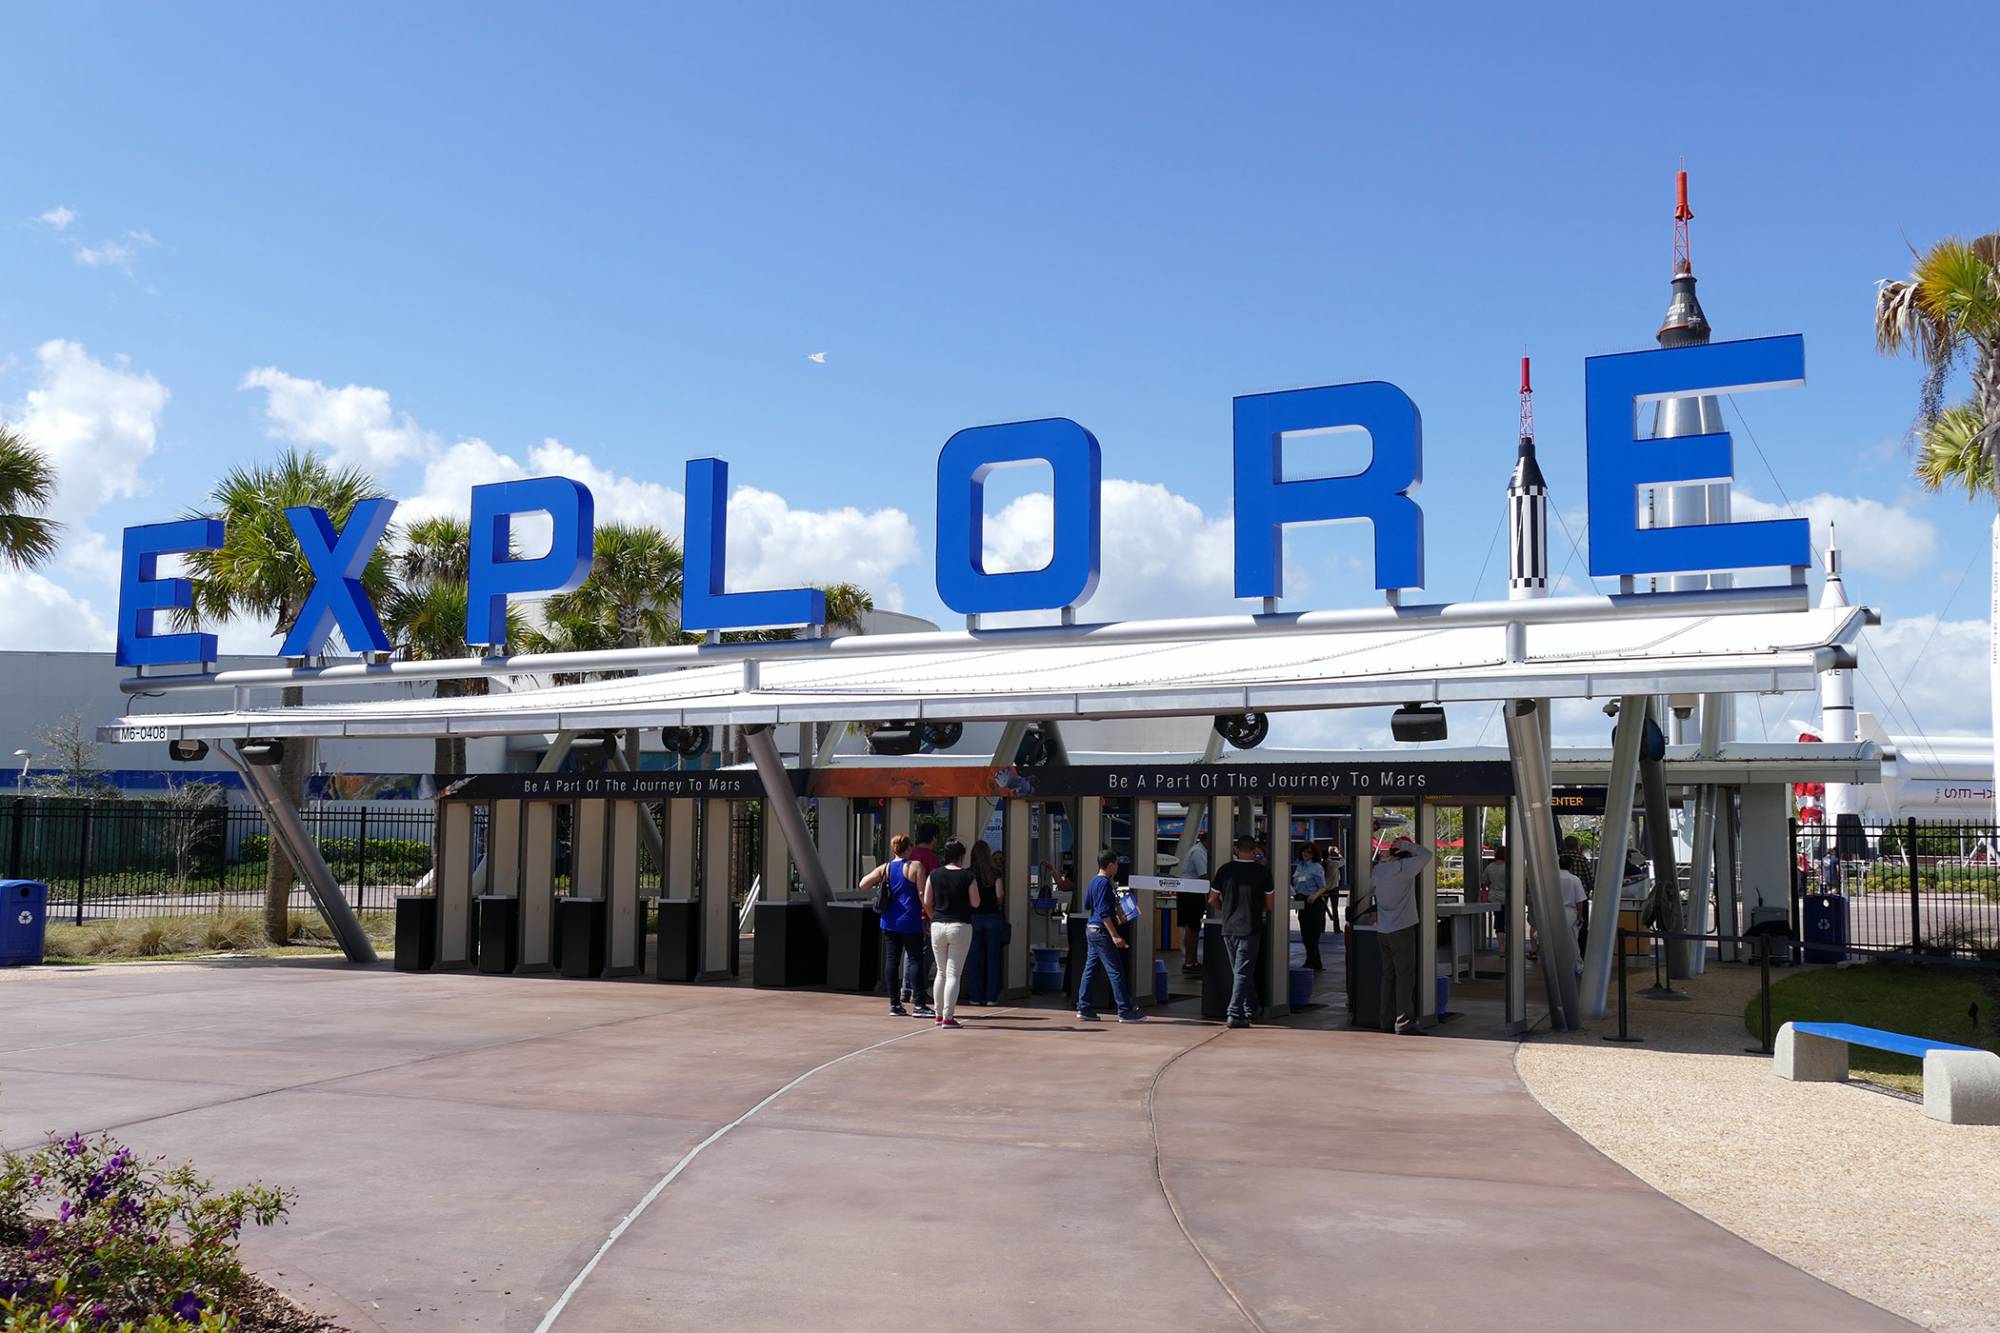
left=115, top=335, right=1811, bottom=668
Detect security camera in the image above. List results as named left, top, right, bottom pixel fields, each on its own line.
left=1602, top=700, right=1620, bottom=719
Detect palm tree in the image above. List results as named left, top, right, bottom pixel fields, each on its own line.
left=177, top=449, right=392, bottom=944
left=1876, top=229, right=2000, bottom=788
left=0, top=426, right=60, bottom=570
left=531, top=522, right=689, bottom=764
left=818, top=581, right=875, bottom=635
left=380, top=516, right=525, bottom=778
left=541, top=521, right=686, bottom=649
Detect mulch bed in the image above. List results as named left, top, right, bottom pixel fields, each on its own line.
left=0, top=1231, right=347, bottom=1332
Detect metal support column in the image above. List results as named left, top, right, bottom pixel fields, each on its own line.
left=486, top=799, right=522, bottom=897
left=436, top=800, right=476, bottom=968
left=699, top=799, right=734, bottom=979
left=606, top=801, right=642, bottom=976
left=1581, top=694, right=1648, bottom=1019
left=606, top=743, right=667, bottom=870
left=1717, top=789, right=1742, bottom=961
left=1416, top=801, right=1438, bottom=1022
left=1504, top=800, right=1527, bottom=1032
left=1640, top=737, right=1685, bottom=979
left=1265, top=798, right=1291, bottom=1017
left=1004, top=799, right=1031, bottom=994
left=1501, top=700, right=1578, bottom=1029
left=745, top=724, right=833, bottom=915
left=1685, top=785, right=1718, bottom=977
left=519, top=801, right=556, bottom=972
left=231, top=744, right=377, bottom=965
left=1131, top=798, right=1159, bottom=1006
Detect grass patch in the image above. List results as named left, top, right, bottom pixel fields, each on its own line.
left=42, top=910, right=396, bottom=962
left=1748, top=962, right=2000, bottom=1094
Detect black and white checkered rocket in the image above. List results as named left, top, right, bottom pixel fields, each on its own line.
left=1507, top=356, right=1548, bottom=601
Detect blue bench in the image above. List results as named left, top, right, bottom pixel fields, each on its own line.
left=1775, top=1021, right=2000, bottom=1125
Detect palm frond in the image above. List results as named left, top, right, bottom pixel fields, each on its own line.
left=0, top=427, right=61, bottom=570
left=1912, top=404, right=1996, bottom=499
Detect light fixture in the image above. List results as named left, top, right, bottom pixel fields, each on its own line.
left=1213, top=712, right=1270, bottom=749
left=864, top=721, right=925, bottom=756
left=12, top=749, right=30, bottom=782
left=167, top=739, right=210, bottom=763
left=1390, top=704, right=1448, bottom=743
left=237, top=739, right=286, bottom=767
left=661, top=726, right=710, bottom=758
left=920, top=721, right=964, bottom=751
left=567, top=732, right=614, bottom=773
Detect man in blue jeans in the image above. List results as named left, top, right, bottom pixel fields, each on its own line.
left=1077, top=849, right=1145, bottom=1023
left=1207, top=834, right=1274, bottom=1029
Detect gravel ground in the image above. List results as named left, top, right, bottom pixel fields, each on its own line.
left=1516, top=962, right=2000, bottom=1333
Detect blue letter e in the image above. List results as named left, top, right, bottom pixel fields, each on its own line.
left=935, top=418, right=1102, bottom=617
left=117, top=518, right=225, bottom=668
left=1233, top=382, right=1424, bottom=598
left=1584, top=335, right=1810, bottom=579
left=466, top=476, right=594, bottom=649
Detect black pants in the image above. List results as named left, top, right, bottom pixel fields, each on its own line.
left=1378, top=924, right=1420, bottom=1034
left=881, top=930, right=923, bottom=1009
left=1299, top=899, right=1328, bottom=969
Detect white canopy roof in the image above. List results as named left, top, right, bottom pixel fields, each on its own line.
left=100, top=605, right=1864, bottom=744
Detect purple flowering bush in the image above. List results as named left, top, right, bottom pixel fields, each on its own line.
left=0, top=1133, right=292, bottom=1330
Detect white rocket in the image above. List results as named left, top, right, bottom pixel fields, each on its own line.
left=1647, top=168, right=1734, bottom=743
left=1508, top=355, right=1549, bottom=601
left=1818, top=532, right=1859, bottom=832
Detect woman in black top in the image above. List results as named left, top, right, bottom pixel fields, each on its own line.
left=964, top=839, right=1006, bottom=1006
left=923, top=839, right=980, bottom=1027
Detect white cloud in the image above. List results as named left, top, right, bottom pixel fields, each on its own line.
left=7, top=339, right=168, bottom=521
left=0, top=569, right=111, bottom=651
left=241, top=367, right=436, bottom=472
left=37, top=206, right=76, bottom=231
left=402, top=437, right=914, bottom=607
left=1855, top=616, right=1990, bottom=738
left=980, top=479, right=1277, bottom=622
left=73, top=230, right=155, bottom=275
left=1733, top=490, right=1940, bottom=579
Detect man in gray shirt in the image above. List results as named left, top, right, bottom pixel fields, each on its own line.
left=1371, top=835, right=1432, bottom=1035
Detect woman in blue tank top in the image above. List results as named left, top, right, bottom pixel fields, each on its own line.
left=859, top=833, right=929, bottom=1017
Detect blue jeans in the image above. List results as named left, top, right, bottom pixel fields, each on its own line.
left=881, top=929, right=923, bottom=1009
left=966, top=914, right=1006, bottom=1003
left=1078, top=925, right=1137, bottom=1017
left=1225, top=933, right=1260, bottom=1020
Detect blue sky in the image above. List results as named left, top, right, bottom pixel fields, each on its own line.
left=4, top=2, right=1995, bottom=744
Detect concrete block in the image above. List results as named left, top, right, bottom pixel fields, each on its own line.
left=1922, top=1050, right=2000, bottom=1126
left=1773, top=1022, right=1848, bottom=1082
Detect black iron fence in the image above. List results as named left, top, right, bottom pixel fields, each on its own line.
left=1790, top=818, right=2000, bottom=960
left=0, top=797, right=436, bottom=923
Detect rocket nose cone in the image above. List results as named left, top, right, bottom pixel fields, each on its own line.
left=1657, top=269, right=1711, bottom=347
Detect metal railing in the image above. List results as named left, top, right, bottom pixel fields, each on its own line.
left=1604, top=925, right=2000, bottom=1049
left=0, top=796, right=435, bottom=923
left=1790, top=818, right=2000, bottom=960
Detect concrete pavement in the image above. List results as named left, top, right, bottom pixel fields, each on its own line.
left=0, top=962, right=1913, bottom=1331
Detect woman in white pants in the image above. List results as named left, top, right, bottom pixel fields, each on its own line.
left=923, top=839, right=980, bottom=1028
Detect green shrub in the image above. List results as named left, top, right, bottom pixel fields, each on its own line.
left=0, top=1133, right=291, bottom=1329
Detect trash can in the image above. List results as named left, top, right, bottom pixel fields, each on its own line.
left=654, top=897, right=701, bottom=982
left=824, top=902, right=879, bottom=993
left=1153, top=957, right=1170, bottom=1005
left=1030, top=946, right=1063, bottom=993
left=557, top=897, right=608, bottom=978
left=1801, top=893, right=1849, bottom=964
left=476, top=896, right=519, bottom=975
left=394, top=895, right=437, bottom=972
left=1288, top=966, right=1314, bottom=1009
left=754, top=900, right=826, bottom=988
left=1435, top=974, right=1451, bottom=1016
left=1746, top=907, right=1795, bottom=966
left=0, top=881, right=49, bottom=967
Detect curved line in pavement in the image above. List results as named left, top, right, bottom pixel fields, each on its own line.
left=535, top=1019, right=945, bottom=1332
left=1146, top=1028, right=1267, bottom=1333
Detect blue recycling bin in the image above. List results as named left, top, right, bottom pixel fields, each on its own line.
left=0, top=881, right=50, bottom=967
left=1802, top=893, right=1849, bottom=964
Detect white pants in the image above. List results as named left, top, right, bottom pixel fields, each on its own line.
left=930, top=921, right=972, bottom=1020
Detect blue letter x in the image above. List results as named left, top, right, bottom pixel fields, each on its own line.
left=280, top=498, right=397, bottom=657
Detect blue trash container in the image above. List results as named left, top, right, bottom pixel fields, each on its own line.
left=1802, top=893, right=1849, bottom=964
left=0, top=881, right=50, bottom=967
left=1030, top=946, right=1063, bottom=994
left=1153, top=957, right=1169, bottom=1004
left=1288, top=966, right=1314, bottom=1008
left=1436, top=974, right=1451, bottom=1015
